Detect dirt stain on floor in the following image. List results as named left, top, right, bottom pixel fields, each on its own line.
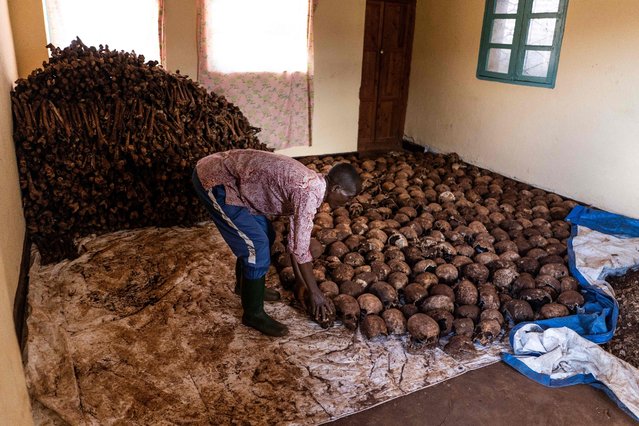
left=25, top=224, right=506, bottom=425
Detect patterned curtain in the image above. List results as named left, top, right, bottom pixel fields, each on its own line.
left=43, top=0, right=164, bottom=64
left=197, top=0, right=315, bottom=150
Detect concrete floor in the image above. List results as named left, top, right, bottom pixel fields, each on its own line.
left=328, top=362, right=635, bottom=426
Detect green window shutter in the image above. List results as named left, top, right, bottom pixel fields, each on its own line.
left=477, top=0, right=569, bottom=88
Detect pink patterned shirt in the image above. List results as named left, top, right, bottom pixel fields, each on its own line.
left=196, top=149, right=326, bottom=264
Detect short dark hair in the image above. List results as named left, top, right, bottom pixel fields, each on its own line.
left=327, top=163, right=362, bottom=196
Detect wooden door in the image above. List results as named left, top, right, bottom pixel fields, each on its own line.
left=357, top=0, right=415, bottom=152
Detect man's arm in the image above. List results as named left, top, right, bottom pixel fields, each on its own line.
left=288, top=186, right=335, bottom=323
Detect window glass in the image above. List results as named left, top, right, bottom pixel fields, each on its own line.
left=532, top=0, right=560, bottom=13
left=495, top=0, right=519, bottom=14
left=522, top=50, right=551, bottom=77
left=43, top=0, right=161, bottom=62
left=491, top=19, right=517, bottom=44
left=526, top=18, right=556, bottom=46
left=487, top=48, right=512, bottom=73
left=204, top=0, right=309, bottom=73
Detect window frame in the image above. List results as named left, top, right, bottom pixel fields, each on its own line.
left=476, top=0, right=569, bottom=89
left=42, top=0, right=164, bottom=64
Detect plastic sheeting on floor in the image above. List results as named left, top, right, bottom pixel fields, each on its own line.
left=502, top=206, right=639, bottom=421
left=24, top=224, right=508, bottom=425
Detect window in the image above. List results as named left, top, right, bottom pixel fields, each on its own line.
left=204, top=0, right=309, bottom=73
left=43, top=0, right=163, bottom=63
left=477, top=0, right=569, bottom=88
left=198, top=0, right=314, bottom=150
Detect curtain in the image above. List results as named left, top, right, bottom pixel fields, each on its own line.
left=197, top=0, right=315, bottom=150
left=43, top=0, right=164, bottom=64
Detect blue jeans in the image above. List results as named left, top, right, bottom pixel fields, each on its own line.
left=192, top=170, right=274, bottom=280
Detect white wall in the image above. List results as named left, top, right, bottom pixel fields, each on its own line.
left=405, top=0, right=639, bottom=218
left=164, top=0, right=198, bottom=79
left=0, top=0, right=33, bottom=422
left=7, top=0, right=47, bottom=78
left=277, top=1, right=365, bottom=157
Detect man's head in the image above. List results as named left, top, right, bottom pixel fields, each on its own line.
left=325, top=163, right=362, bottom=209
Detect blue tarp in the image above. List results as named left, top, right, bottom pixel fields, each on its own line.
left=501, top=205, right=639, bottom=421
left=504, top=205, right=629, bottom=345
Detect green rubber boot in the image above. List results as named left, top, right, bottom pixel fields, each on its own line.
left=234, top=258, right=280, bottom=301
left=241, top=276, right=289, bottom=337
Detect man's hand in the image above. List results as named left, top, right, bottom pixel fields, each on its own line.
left=290, top=257, right=335, bottom=325
left=308, top=287, right=335, bottom=324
